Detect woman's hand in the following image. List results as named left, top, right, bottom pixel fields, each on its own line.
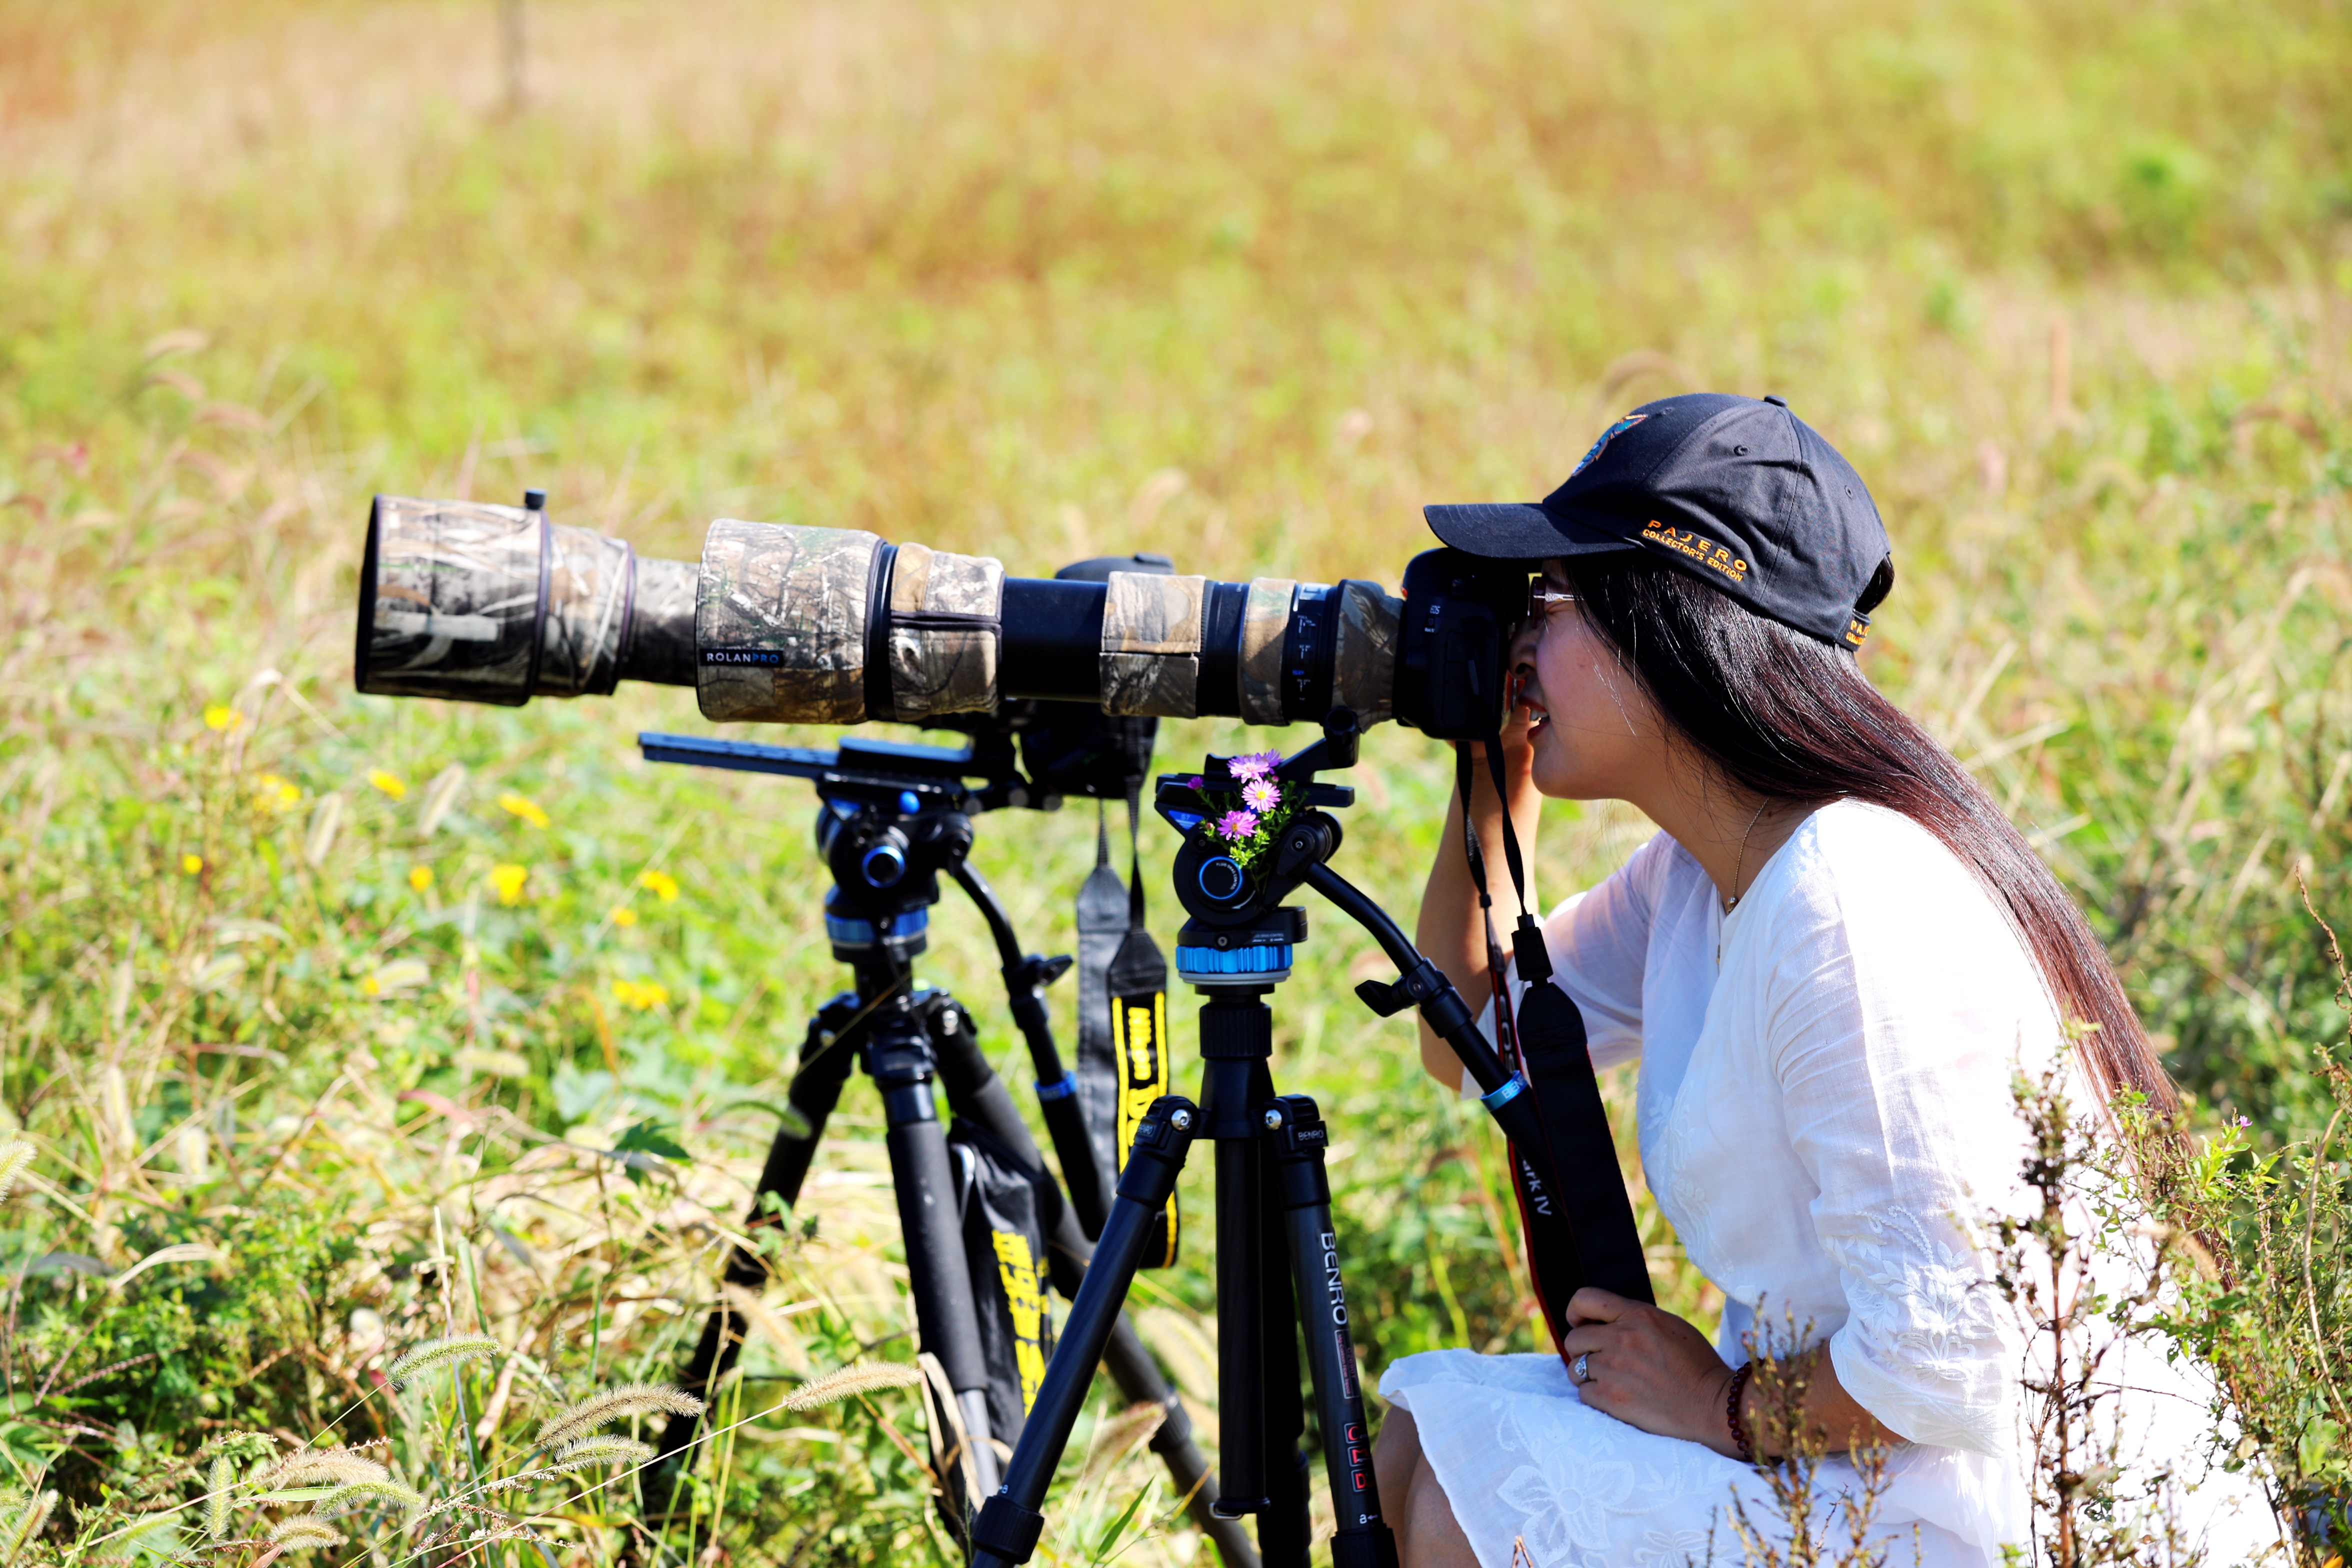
left=1558, top=1288, right=1741, bottom=1456
left=1560, top=1288, right=1909, bottom=1458
left=1410, top=686, right=1545, bottom=1087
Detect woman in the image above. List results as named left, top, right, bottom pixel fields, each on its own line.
left=1372, top=394, right=2276, bottom=1568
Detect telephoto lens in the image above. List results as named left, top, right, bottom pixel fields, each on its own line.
left=355, top=495, right=1528, bottom=739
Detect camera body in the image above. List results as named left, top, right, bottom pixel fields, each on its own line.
left=1392, top=550, right=1528, bottom=741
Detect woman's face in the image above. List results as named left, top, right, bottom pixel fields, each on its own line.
left=1511, top=561, right=1672, bottom=802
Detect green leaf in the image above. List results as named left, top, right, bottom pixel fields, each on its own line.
left=612, top=1119, right=689, bottom=1184
left=1091, top=1483, right=1150, bottom=1562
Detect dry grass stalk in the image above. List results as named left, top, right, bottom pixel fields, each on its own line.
left=780, top=1361, right=925, bottom=1412
left=548, top=1436, right=656, bottom=1473
left=266, top=1520, right=347, bottom=1550
left=0, top=1144, right=35, bottom=1204
left=533, top=1382, right=704, bottom=1450
left=722, top=1283, right=812, bottom=1373
left=248, top=1450, right=392, bottom=1491
left=0, top=1492, right=54, bottom=1568
left=309, top=1479, right=426, bottom=1518
left=382, top=1334, right=499, bottom=1388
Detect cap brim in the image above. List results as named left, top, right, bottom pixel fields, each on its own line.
left=1422, top=502, right=1640, bottom=563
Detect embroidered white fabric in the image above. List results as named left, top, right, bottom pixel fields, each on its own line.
left=1384, top=800, right=2280, bottom=1567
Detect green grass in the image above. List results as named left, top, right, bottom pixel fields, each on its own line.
left=0, top=0, right=2349, bottom=1562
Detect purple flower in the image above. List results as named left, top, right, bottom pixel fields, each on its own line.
left=1242, top=778, right=1280, bottom=812
left=1216, top=809, right=1260, bottom=840
left=2234, top=1116, right=2251, bottom=1128
left=1187, top=776, right=1205, bottom=792
left=1228, top=750, right=1282, bottom=782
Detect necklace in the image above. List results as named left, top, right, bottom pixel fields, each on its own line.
left=1716, top=800, right=1770, bottom=966
left=1722, top=800, right=1770, bottom=915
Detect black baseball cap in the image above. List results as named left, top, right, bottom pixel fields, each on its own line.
left=1424, top=392, right=1892, bottom=650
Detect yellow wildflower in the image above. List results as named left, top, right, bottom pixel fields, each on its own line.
left=610, top=906, right=639, bottom=928
left=639, top=869, right=681, bottom=903
left=204, top=704, right=242, bottom=732
left=498, top=792, right=550, bottom=829
left=182, top=853, right=204, bottom=874
left=611, top=978, right=670, bottom=1012
left=360, top=974, right=380, bottom=997
left=408, top=865, right=434, bottom=892
left=368, top=769, right=408, bottom=800
left=254, top=774, right=301, bottom=810
left=490, top=864, right=530, bottom=906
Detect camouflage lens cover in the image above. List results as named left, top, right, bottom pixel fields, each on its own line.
left=695, top=518, right=884, bottom=725
left=886, top=542, right=1004, bottom=720
left=1332, top=578, right=1403, bottom=727
left=357, top=496, right=547, bottom=706
left=1237, top=576, right=1300, bottom=724
left=538, top=524, right=635, bottom=698
left=1100, top=570, right=1208, bottom=718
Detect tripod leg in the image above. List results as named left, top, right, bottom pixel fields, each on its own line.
left=878, top=1055, right=1004, bottom=1507
left=971, top=1096, right=1200, bottom=1568
left=930, top=1002, right=1258, bottom=1567
left=645, top=994, right=861, bottom=1520
left=1252, top=1063, right=1313, bottom=1568
left=1264, top=1096, right=1398, bottom=1568
left=1199, top=1002, right=1270, bottom=1518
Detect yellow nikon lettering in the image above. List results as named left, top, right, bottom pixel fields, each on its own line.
left=1112, top=990, right=1170, bottom=1164
left=991, top=1228, right=1049, bottom=1412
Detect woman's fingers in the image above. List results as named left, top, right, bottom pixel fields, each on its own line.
left=1566, top=1287, right=1630, bottom=1325
left=1558, top=1323, right=1613, bottom=1358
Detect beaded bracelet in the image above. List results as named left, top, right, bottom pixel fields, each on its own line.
left=1725, top=1362, right=1758, bottom=1464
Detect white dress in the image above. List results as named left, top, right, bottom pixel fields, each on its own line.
left=1380, top=800, right=2280, bottom=1568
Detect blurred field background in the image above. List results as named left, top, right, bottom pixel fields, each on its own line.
left=0, top=0, right=2348, bottom=1563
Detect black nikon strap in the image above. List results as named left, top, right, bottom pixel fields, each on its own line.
left=1074, top=797, right=1178, bottom=1266
left=948, top=1117, right=1057, bottom=1444
left=1456, top=736, right=1652, bottom=1359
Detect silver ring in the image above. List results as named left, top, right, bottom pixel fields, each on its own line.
left=1572, top=1352, right=1590, bottom=1384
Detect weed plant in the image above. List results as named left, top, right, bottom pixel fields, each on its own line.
left=0, top=0, right=2348, bottom=1563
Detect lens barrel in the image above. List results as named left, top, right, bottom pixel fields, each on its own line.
left=356, top=495, right=698, bottom=706
left=356, top=497, right=1508, bottom=736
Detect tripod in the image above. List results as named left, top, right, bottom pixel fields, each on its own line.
left=633, top=730, right=1256, bottom=1566
left=972, top=712, right=1568, bottom=1568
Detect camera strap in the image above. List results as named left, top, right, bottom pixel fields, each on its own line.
left=1074, top=796, right=1178, bottom=1266
left=948, top=1116, right=1058, bottom=1442
left=1456, top=740, right=1654, bottom=1361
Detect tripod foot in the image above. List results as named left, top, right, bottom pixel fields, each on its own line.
left=970, top=1496, right=1046, bottom=1567
left=970, top=1096, right=1199, bottom=1568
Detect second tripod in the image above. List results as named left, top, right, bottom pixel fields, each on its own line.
left=632, top=730, right=1252, bottom=1565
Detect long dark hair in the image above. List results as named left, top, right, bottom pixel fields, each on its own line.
left=1562, top=554, right=2176, bottom=1116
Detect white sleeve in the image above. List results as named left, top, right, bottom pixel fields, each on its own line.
left=1766, top=861, right=2034, bottom=1457
left=1460, top=832, right=1668, bottom=1096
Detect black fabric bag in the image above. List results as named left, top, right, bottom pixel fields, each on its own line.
left=1074, top=798, right=1178, bottom=1265
left=948, top=1118, right=1058, bottom=1444
left=1456, top=746, right=1652, bottom=1359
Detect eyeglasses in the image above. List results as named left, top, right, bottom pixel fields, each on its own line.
left=1526, top=581, right=1582, bottom=620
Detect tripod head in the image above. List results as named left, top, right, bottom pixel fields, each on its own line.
left=643, top=725, right=1033, bottom=967
left=1152, top=709, right=1364, bottom=989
